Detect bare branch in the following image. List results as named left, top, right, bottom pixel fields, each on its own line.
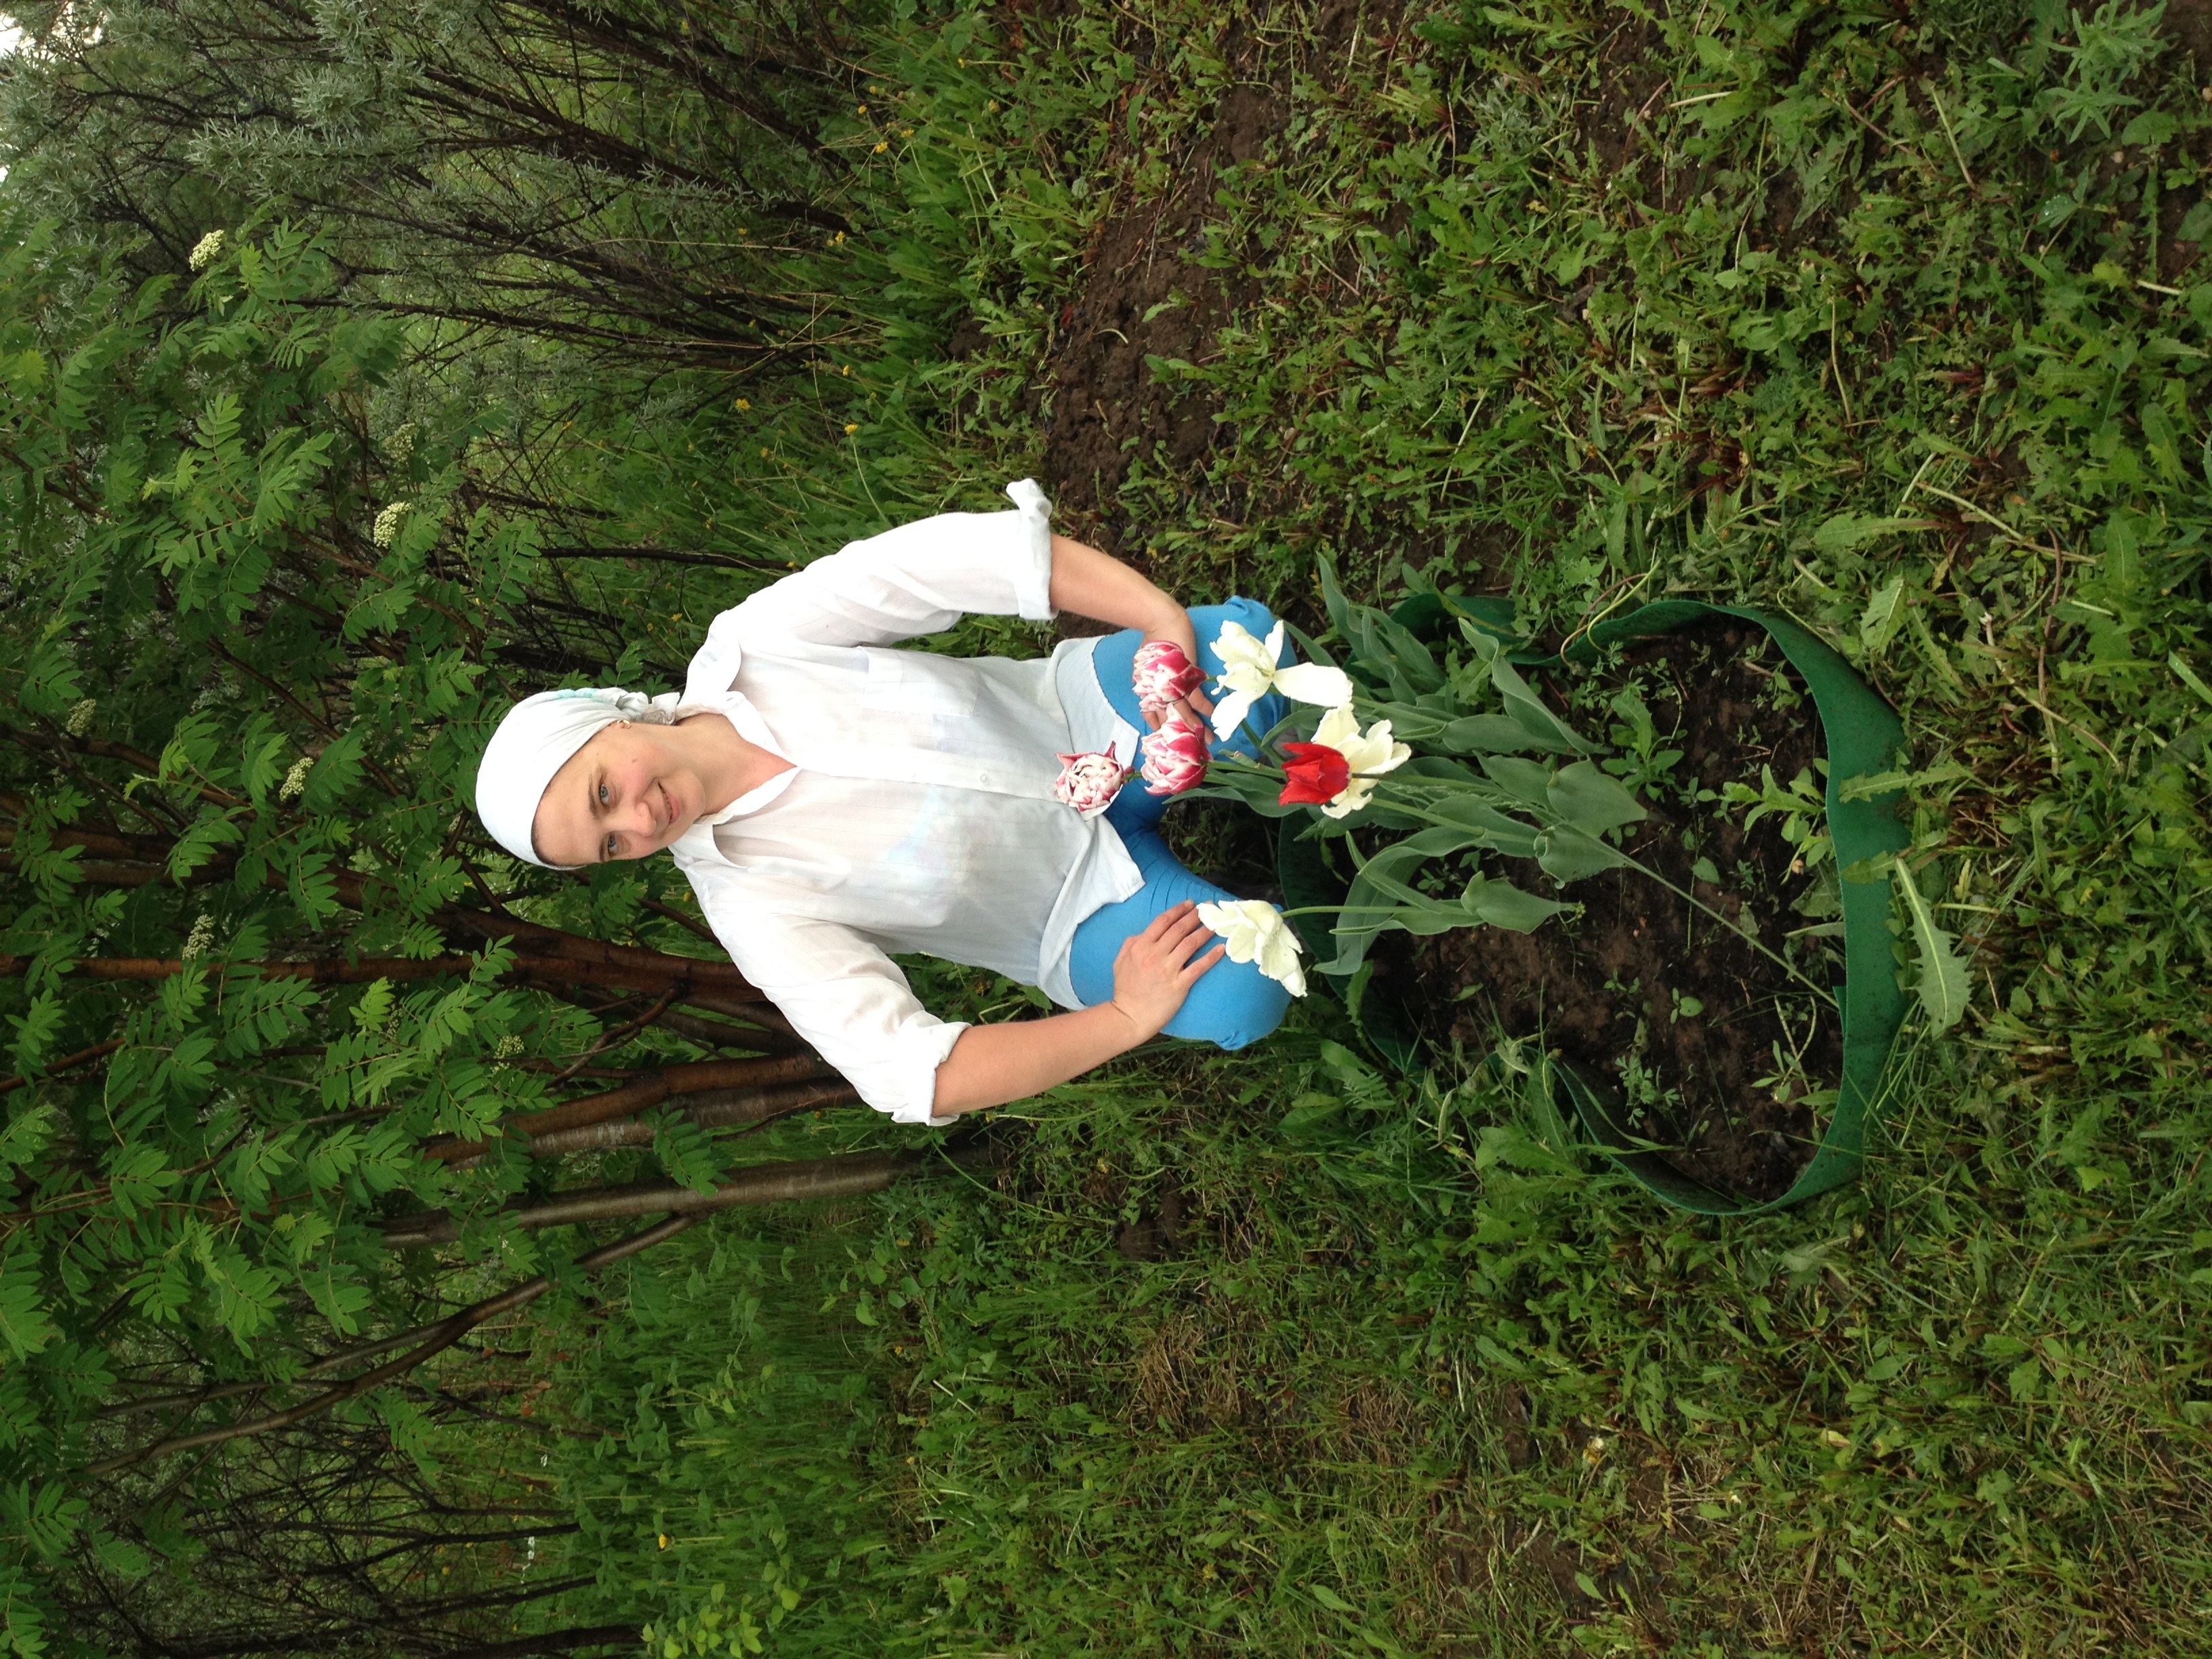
left=380, top=1146, right=931, bottom=1248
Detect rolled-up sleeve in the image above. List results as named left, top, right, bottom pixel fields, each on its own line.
left=693, top=895, right=965, bottom=1126
left=717, top=479, right=1054, bottom=652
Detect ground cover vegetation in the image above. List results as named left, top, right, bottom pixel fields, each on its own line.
left=0, top=0, right=2209, bottom=1654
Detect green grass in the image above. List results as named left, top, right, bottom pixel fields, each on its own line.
left=518, top=0, right=2212, bottom=1652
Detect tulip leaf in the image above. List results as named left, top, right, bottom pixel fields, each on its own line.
left=1547, top=760, right=1647, bottom=837
left=1400, top=824, right=1488, bottom=859
left=1479, top=753, right=1554, bottom=808
left=1353, top=866, right=1433, bottom=911
left=1535, top=827, right=1628, bottom=883
left=1488, top=654, right=1593, bottom=754
left=1359, top=697, right=1454, bottom=744
left=1320, top=828, right=1483, bottom=974
left=1503, top=694, right=1587, bottom=754
left=1316, top=552, right=1355, bottom=641
left=1369, top=613, right=1445, bottom=695
left=1462, top=876, right=1572, bottom=933
left=1193, top=764, right=1302, bottom=817
left=1428, top=795, right=1542, bottom=857
left=1282, top=619, right=1341, bottom=671
left=1436, top=713, right=1541, bottom=754
left=1397, top=755, right=1480, bottom=783
left=1380, top=902, right=1467, bottom=936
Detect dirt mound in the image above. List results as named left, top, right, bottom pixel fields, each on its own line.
left=1364, top=621, right=1846, bottom=1203
left=1029, top=3, right=1409, bottom=567
left=1037, top=79, right=1283, bottom=552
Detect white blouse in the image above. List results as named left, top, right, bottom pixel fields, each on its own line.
left=668, top=481, right=1147, bottom=1126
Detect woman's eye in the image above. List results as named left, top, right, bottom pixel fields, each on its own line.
left=597, top=783, right=611, bottom=806
left=605, top=834, right=619, bottom=859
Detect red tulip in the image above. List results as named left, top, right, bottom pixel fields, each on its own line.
left=1278, top=741, right=1351, bottom=806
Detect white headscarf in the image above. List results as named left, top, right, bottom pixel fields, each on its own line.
left=474, top=687, right=680, bottom=868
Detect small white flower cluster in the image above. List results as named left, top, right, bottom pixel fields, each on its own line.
left=372, top=500, right=411, bottom=549
left=279, top=755, right=314, bottom=800
left=181, top=914, right=216, bottom=960
left=63, top=699, right=96, bottom=737
left=188, top=229, right=226, bottom=271
left=493, top=1034, right=525, bottom=1061
left=386, top=422, right=418, bottom=464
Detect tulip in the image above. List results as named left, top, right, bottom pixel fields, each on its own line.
left=1295, top=704, right=1412, bottom=819
left=1195, top=899, right=1307, bottom=997
left=1277, top=741, right=1351, bottom=806
left=1208, top=620, right=1355, bottom=740
left=1131, top=638, right=1206, bottom=713
left=1053, top=750, right=1127, bottom=815
left=1139, top=710, right=1209, bottom=796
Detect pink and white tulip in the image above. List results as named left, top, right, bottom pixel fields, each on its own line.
left=1139, top=711, right=1210, bottom=796
left=1053, top=750, right=1128, bottom=815
left=1131, top=638, right=1207, bottom=713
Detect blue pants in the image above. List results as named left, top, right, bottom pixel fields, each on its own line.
left=1065, top=598, right=1294, bottom=1049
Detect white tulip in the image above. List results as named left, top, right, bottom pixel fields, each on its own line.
left=1208, top=619, right=1354, bottom=740
left=1195, top=898, right=1307, bottom=998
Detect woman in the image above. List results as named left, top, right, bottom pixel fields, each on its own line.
left=472, top=480, right=1317, bottom=1126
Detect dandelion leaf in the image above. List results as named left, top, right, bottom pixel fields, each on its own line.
left=1894, top=865, right=1970, bottom=1031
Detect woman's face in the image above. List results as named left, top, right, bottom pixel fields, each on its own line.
left=530, top=721, right=705, bottom=867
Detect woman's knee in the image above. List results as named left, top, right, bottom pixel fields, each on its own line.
left=1184, top=598, right=1291, bottom=758
left=1187, top=598, right=1290, bottom=676
left=1162, top=955, right=1292, bottom=1049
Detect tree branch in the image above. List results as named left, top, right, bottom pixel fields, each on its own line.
left=379, top=1145, right=948, bottom=1248
left=80, top=1214, right=699, bottom=1475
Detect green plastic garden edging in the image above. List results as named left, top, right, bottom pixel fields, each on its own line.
left=1277, top=598, right=1912, bottom=1216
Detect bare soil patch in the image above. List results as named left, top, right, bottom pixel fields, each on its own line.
left=1362, top=621, right=1845, bottom=1204
left=1038, top=77, right=1283, bottom=550
left=1026, top=1, right=1429, bottom=583
left=2165, top=0, right=2212, bottom=65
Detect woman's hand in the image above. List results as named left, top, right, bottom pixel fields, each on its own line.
left=1107, top=900, right=1225, bottom=1040
left=928, top=903, right=1225, bottom=1115
left=1046, top=533, right=1216, bottom=730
